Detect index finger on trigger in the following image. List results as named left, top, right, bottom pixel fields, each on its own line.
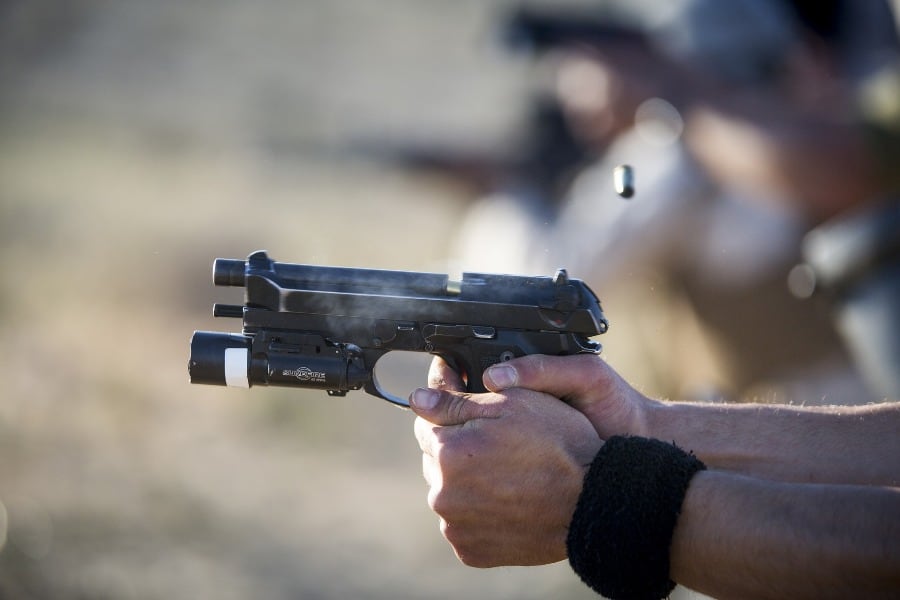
left=428, top=355, right=466, bottom=392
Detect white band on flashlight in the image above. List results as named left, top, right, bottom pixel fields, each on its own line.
left=224, top=348, right=250, bottom=388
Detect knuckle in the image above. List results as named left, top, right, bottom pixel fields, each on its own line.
left=439, top=519, right=480, bottom=568
left=447, top=392, right=477, bottom=425
left=582, top=353, right=612, bottom=387
left=436, top=506, right=501, bottom=569
left=427, top=484, right=444, bottom=513
left=442, top=426, right=489, bottom=465
left=432, top=444, right=466, bottom=481
left=457, top=552, right=488, bottom=568
left=454, top=546, right=493, bottom=568
left=442, top=522, right=471, bottom=554
left=513, top=353, right=552, bottom=385
left=427, top=473, right=465, bottom=518
left=447, top=395, right=466, bottom=425
left=413, top=417, right=434, bottom=451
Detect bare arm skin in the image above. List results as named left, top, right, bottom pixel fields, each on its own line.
left=645, top=398, right=900, bottom=486
left=671, top=471, right=900, bottom=599
left=485, top=354, right=900, bottom=486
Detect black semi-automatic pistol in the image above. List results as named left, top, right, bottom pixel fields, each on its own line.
left=189, top=251, right=608, bottom=407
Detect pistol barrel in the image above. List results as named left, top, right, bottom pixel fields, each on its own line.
left=213, top=259, right=248, bottom=287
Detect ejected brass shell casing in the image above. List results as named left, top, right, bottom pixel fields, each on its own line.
left=613, top=164, right=635, bottom=198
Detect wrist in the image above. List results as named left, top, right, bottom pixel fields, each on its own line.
left=599, top=393, right=658, bottom=442
left=567, top=436, right=707, bottom=599
left=637, top=396, right=670, bottom=439
left=580, top=361, right=658, bottom=440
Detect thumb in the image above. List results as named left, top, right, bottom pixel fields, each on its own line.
left=408, top=387, right=503, bottom=426
left=483, top=354, right=626, bottom=414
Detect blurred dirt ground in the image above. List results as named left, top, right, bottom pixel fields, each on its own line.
left=0, top=1, right=639, bottom=598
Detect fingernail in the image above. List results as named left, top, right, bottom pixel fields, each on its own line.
left=486, top=365, right=517, bottom=389
left=411, top=388, right=439, bottom=410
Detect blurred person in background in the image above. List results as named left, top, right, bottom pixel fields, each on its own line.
left=451, top=0, right=900, bottom=403
left=661, top=0, right=900, bottom=400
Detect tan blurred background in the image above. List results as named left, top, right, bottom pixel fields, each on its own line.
left=0, top=1, right=636, bottom=598
left=10, top=0, right=894, bottom=597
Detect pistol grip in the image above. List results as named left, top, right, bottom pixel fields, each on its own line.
left=429, top=350, right=491, bottom=395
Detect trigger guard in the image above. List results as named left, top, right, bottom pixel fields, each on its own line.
left=351, top=349, right=412, bottom=409
left=364, top=356, right=412, bottom=408
left=365, top=375, right=411, bottom=409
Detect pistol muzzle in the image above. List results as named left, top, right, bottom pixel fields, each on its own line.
left=213, top=259, right=247, bottom=287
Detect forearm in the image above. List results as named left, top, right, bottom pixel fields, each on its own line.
left=641, top=400, right=900, bottom=486
left=671, top=471, right=900, bottom=599
left=481, top=355, right=900, bottom=484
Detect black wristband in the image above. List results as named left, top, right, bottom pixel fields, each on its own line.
left=566, top=436, right=706, bottom=600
